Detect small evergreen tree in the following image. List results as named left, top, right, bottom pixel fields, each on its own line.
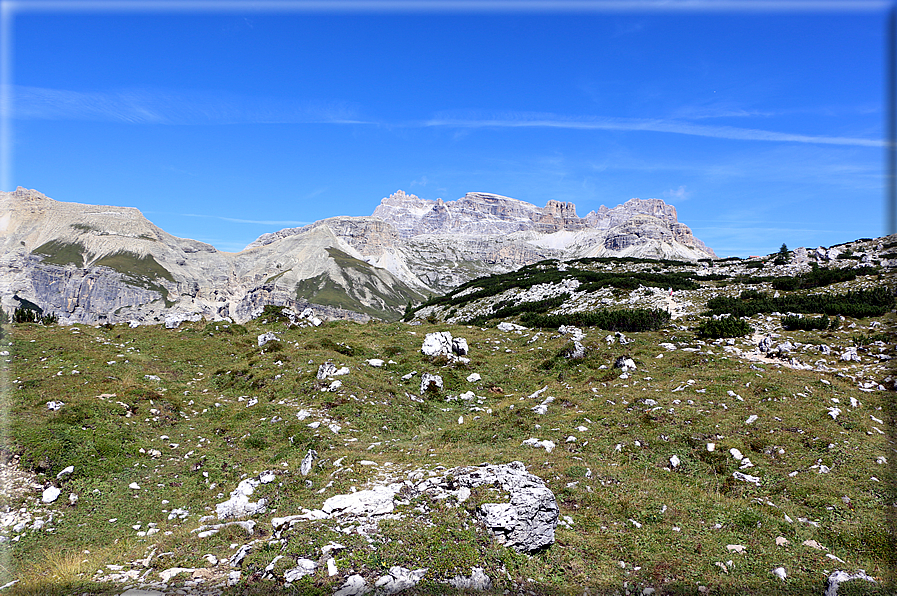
left=774, top=243, right=790, bottom=265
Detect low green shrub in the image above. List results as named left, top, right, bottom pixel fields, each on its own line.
left=706, top=286, right=894, bottom=318
left=696, top=316, right=752, bottom=338
left=769, top=264, right=876, bottom=291
left=466, top=294, right=570, bottom=326
left=520, top=308, right=670, bottom=332
left=781, top=315, right=834, bottom=331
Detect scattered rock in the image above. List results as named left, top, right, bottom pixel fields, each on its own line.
left=452, top=337, right=469, bottom=356
left=732, top=471, right=760, bottom=485
left=164, top=312, right=202, bottom=329
left=216, top=473, right=274, bottom=519
left=614, top=356, right=636, bottom=371
left=41, top=486, right=61, bottom=503
left=522, top=438, right=556, bottom=453
left=283, top=558, right=317, bottom=582
left=300, top=449, right=317, bottom=476
left=257, top=332, right=279, bottom=347
left=420, top=373, right=443, bottom=393
left=316, top=362, right=338, bottom=379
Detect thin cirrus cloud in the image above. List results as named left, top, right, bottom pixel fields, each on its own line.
left=12, top=86, right=883, bottom=149
left=12, top=85, right=369, bottom=125
left=423, top=112, right=884, bottom=147
left=180, top=212, right=311, bottom=226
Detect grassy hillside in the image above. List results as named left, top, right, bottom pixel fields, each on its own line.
left=1, top=285, right=894, bottom=594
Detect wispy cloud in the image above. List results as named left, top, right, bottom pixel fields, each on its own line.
left=663, top=185, right=689, bottom=201
left=12, top=85, right=370, bottom=125
left=145, top=211, right=310, bottom=226
left=424, top=112, right=883, bottom=147
left=182, top=213, right=311, bottom=226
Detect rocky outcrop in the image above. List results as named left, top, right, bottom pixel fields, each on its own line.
left=414, top=461, right=559, bottom=553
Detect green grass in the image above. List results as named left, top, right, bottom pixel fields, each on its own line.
left=1, top=299, right=894, bottom=595
left=31, top=240, right=86, bottom=267
left=91, top=251, right=174, bottom=282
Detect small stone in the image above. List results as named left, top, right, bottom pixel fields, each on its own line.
left=41, top=486, right=61, bottom=503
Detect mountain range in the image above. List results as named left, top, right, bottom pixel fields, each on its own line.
left=1, top=187, right=717, bottom=324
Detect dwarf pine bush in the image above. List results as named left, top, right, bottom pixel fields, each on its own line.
left=781, top=315, right=833, bottom=331
left=520, top=308, right=670, bottom=332
left=696, top=316, right=752, bottom=338
left=706, top=286, right=894, bottom=318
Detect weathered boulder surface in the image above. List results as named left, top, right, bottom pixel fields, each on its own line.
left=415, top=461, right=559, bottom=553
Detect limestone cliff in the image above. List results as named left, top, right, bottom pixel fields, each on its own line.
left=2, top=187, right=716, bottom=324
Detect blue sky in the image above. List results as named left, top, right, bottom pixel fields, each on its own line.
left=3, top=1, right=890, bottom=256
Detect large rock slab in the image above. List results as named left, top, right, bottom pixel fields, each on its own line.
left=415, top=461, right=559, bottom=553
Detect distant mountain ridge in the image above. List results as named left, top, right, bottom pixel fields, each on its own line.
left=1, top=187, right=717, bottom=325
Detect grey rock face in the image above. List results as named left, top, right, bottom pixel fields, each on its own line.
left=373, top=566, right=428, bottom=594
left=416, top=461, right=559, bottom=553
left=421, top=332, right=454, bottom=357
left=420, top=331, right=469, bottom=359
left=825, top=570, right=876, bottom=596
left=448, top=567, right=492, bottom=591
left=321, top=486, right=397, bottom=517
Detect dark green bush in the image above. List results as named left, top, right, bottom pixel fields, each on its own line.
left=706, top=286, right=894, bottom=319
left=521, top=308, right=670, bottom=332
left=781, top=315, right=833, bottom=331
left=697, top=316, right=752, bottom=338
left=769, top=264, right=876, bottom=291
left=12, top=306, right=57, bottom=325
left=466, top=294, right=569, bottom=326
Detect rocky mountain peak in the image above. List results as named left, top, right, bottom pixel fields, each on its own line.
left=372, top=190, right=695, bottom=241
